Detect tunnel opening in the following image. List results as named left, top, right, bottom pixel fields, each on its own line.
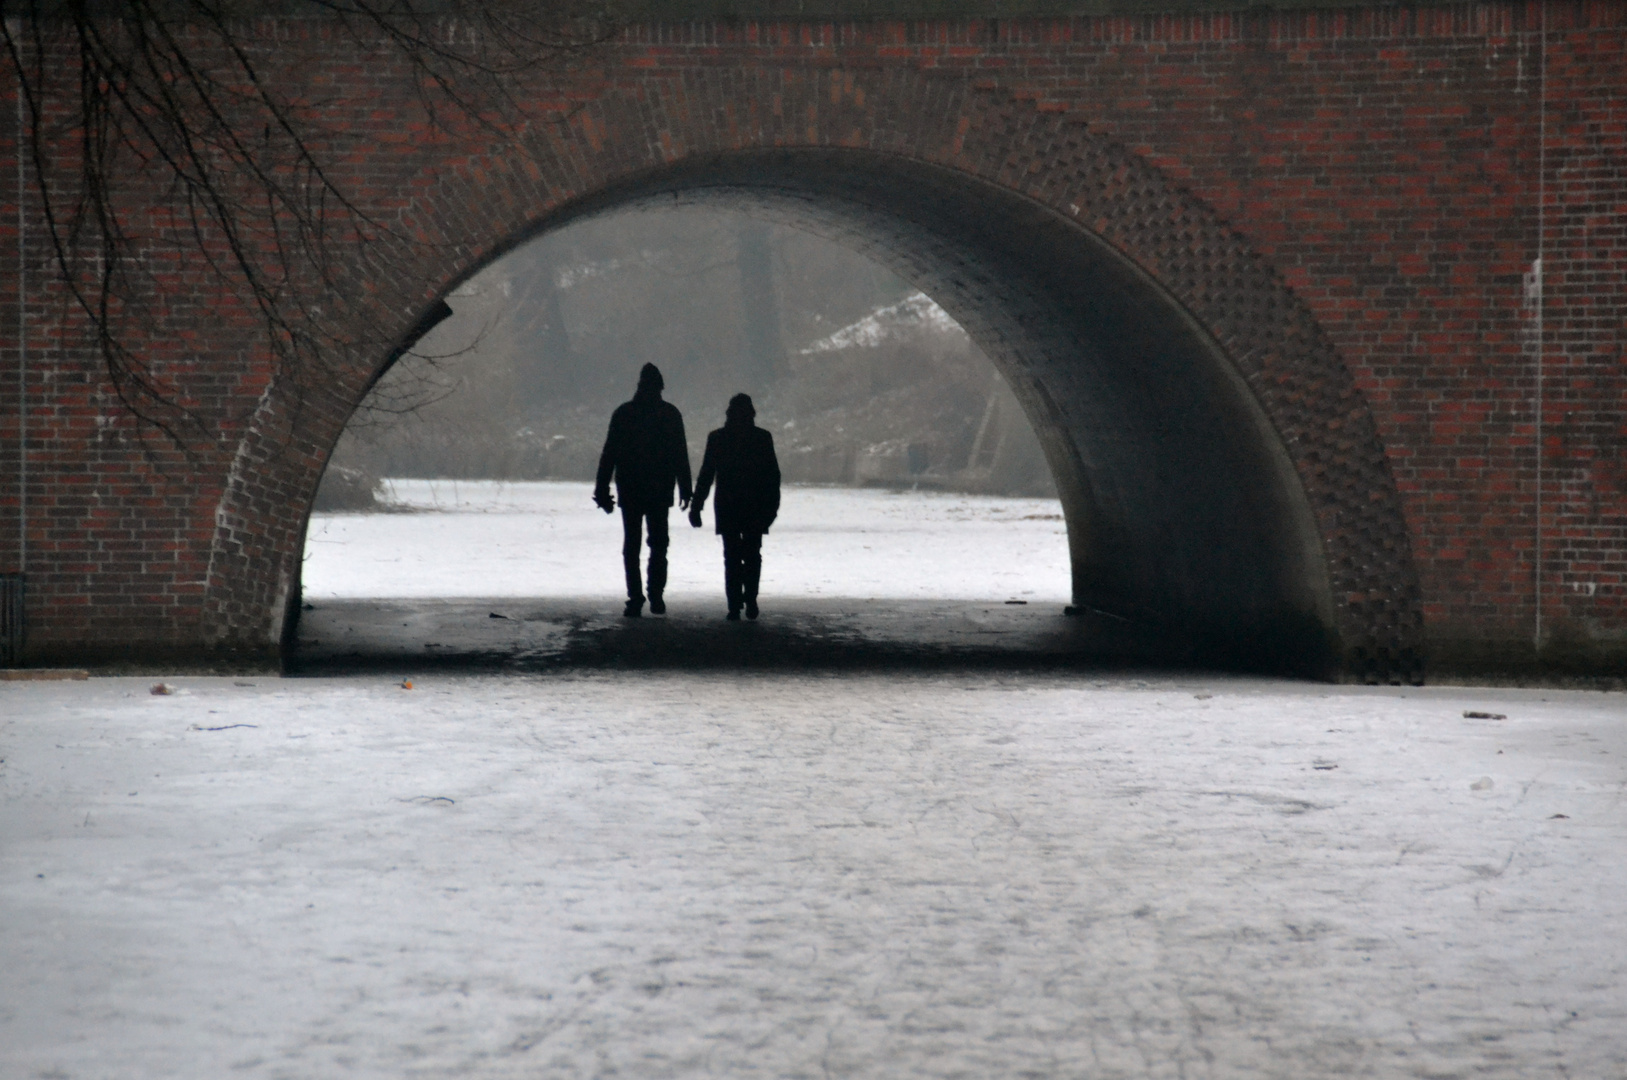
left=300, top=148, right=1339, bottom=677
left=319, top=204, right=1056, bottom=505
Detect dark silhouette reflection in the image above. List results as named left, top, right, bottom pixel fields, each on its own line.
left=594, top=363, right=693, bottom=617
left=691, top=394, right=782, bottom=620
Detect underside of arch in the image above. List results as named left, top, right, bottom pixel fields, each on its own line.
left=233, top=68, right=1423, bottom=681
left=375, top=149, right=1349, bottom=675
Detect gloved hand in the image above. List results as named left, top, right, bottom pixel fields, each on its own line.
left=680, top=495, right=691, bottom=510
left=688, top=505, right=703, bottom=529
left=593, top=489, right=615, bottom=514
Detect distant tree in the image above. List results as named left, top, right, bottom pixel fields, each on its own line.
left=734, top=219, right=782, bottom=387
left=504, top=246, right=575, bottom=416
left=1, top=0, right=613, bottom=448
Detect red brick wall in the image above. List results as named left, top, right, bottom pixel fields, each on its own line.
left=0, top=1, right=1621, bottom=675
left=949, top=0, right=1621, bottom=670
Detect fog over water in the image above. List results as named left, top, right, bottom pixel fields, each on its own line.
left=318, top=206, right=1055, bottom=511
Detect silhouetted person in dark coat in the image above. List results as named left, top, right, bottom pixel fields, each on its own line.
left=689, top=393, right=781, bottom=620
left=595, top=363, right=693, bottom=617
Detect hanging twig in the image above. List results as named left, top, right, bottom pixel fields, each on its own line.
left=1, top=0, right=618, bottom=455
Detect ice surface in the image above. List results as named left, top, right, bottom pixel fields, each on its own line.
left=3, top=673, right=1624, bottom=1078
left=302, top=480, right=1072, bottom=602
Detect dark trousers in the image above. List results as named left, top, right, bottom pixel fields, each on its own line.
left=620, top=505, right=670, bottom=603
left=721, top=530, right=763, bottom=612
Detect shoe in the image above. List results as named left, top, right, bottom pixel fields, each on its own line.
left=623, top=599, right=644, bottom=618
left=726, top=609, right=741, bottom=621
left=745, top=600, right=758, bottom=621
left=649, top=597, right=665, bottom=615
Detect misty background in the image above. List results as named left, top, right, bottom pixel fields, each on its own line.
left=317, top=206, right=1056, bottom=510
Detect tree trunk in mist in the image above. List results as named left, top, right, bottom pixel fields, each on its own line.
left=510, top=255, right=575, bottom=409
left=736, top=223, right=783, bottom=386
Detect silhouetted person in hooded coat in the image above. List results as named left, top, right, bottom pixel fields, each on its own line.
left=595, top=363, right=693, bottom=617
left=689, top=394, right=781, bottom=620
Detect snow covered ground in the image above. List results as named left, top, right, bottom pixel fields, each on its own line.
left=8, top=486, right=1624, bottom=1076
left=3, top=672, right=1625, bottom=1078
left=302, top=480, right=1071, bottom=603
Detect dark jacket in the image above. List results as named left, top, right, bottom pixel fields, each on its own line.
left=595, top=391, right=693, bottom=510
left=694, top=422, right=781, bottom=535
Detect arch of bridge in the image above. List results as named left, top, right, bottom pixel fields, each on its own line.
left=206, top=66, right=1420, bottom=678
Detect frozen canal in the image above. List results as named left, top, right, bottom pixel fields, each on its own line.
left=301, top=480, right=1073, bottom=604
left=3, top=671, right=1624, bottom=1078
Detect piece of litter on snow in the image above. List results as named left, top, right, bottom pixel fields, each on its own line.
left=489, top=612, right=510, bottom=619
left=1463, top=710, right=1508, bottom=720
left=150, top=683, right=173, bottom=696
left=400, top=680, right=414, bottom=690
left=1313, top=762, right=1338, bottom=771
left=1470, top=777, right=1494, bottom=791
left=1550, top=813, right=1570, bottom=819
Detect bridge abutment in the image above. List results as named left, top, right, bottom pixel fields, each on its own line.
left=2, top=3, right=1621, bottom=680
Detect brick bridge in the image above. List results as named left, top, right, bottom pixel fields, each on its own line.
left=1, top=1, right=1622, bottom=679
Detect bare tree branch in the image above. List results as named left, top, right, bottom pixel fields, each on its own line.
left=2, top=0, right=616, bottom=454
